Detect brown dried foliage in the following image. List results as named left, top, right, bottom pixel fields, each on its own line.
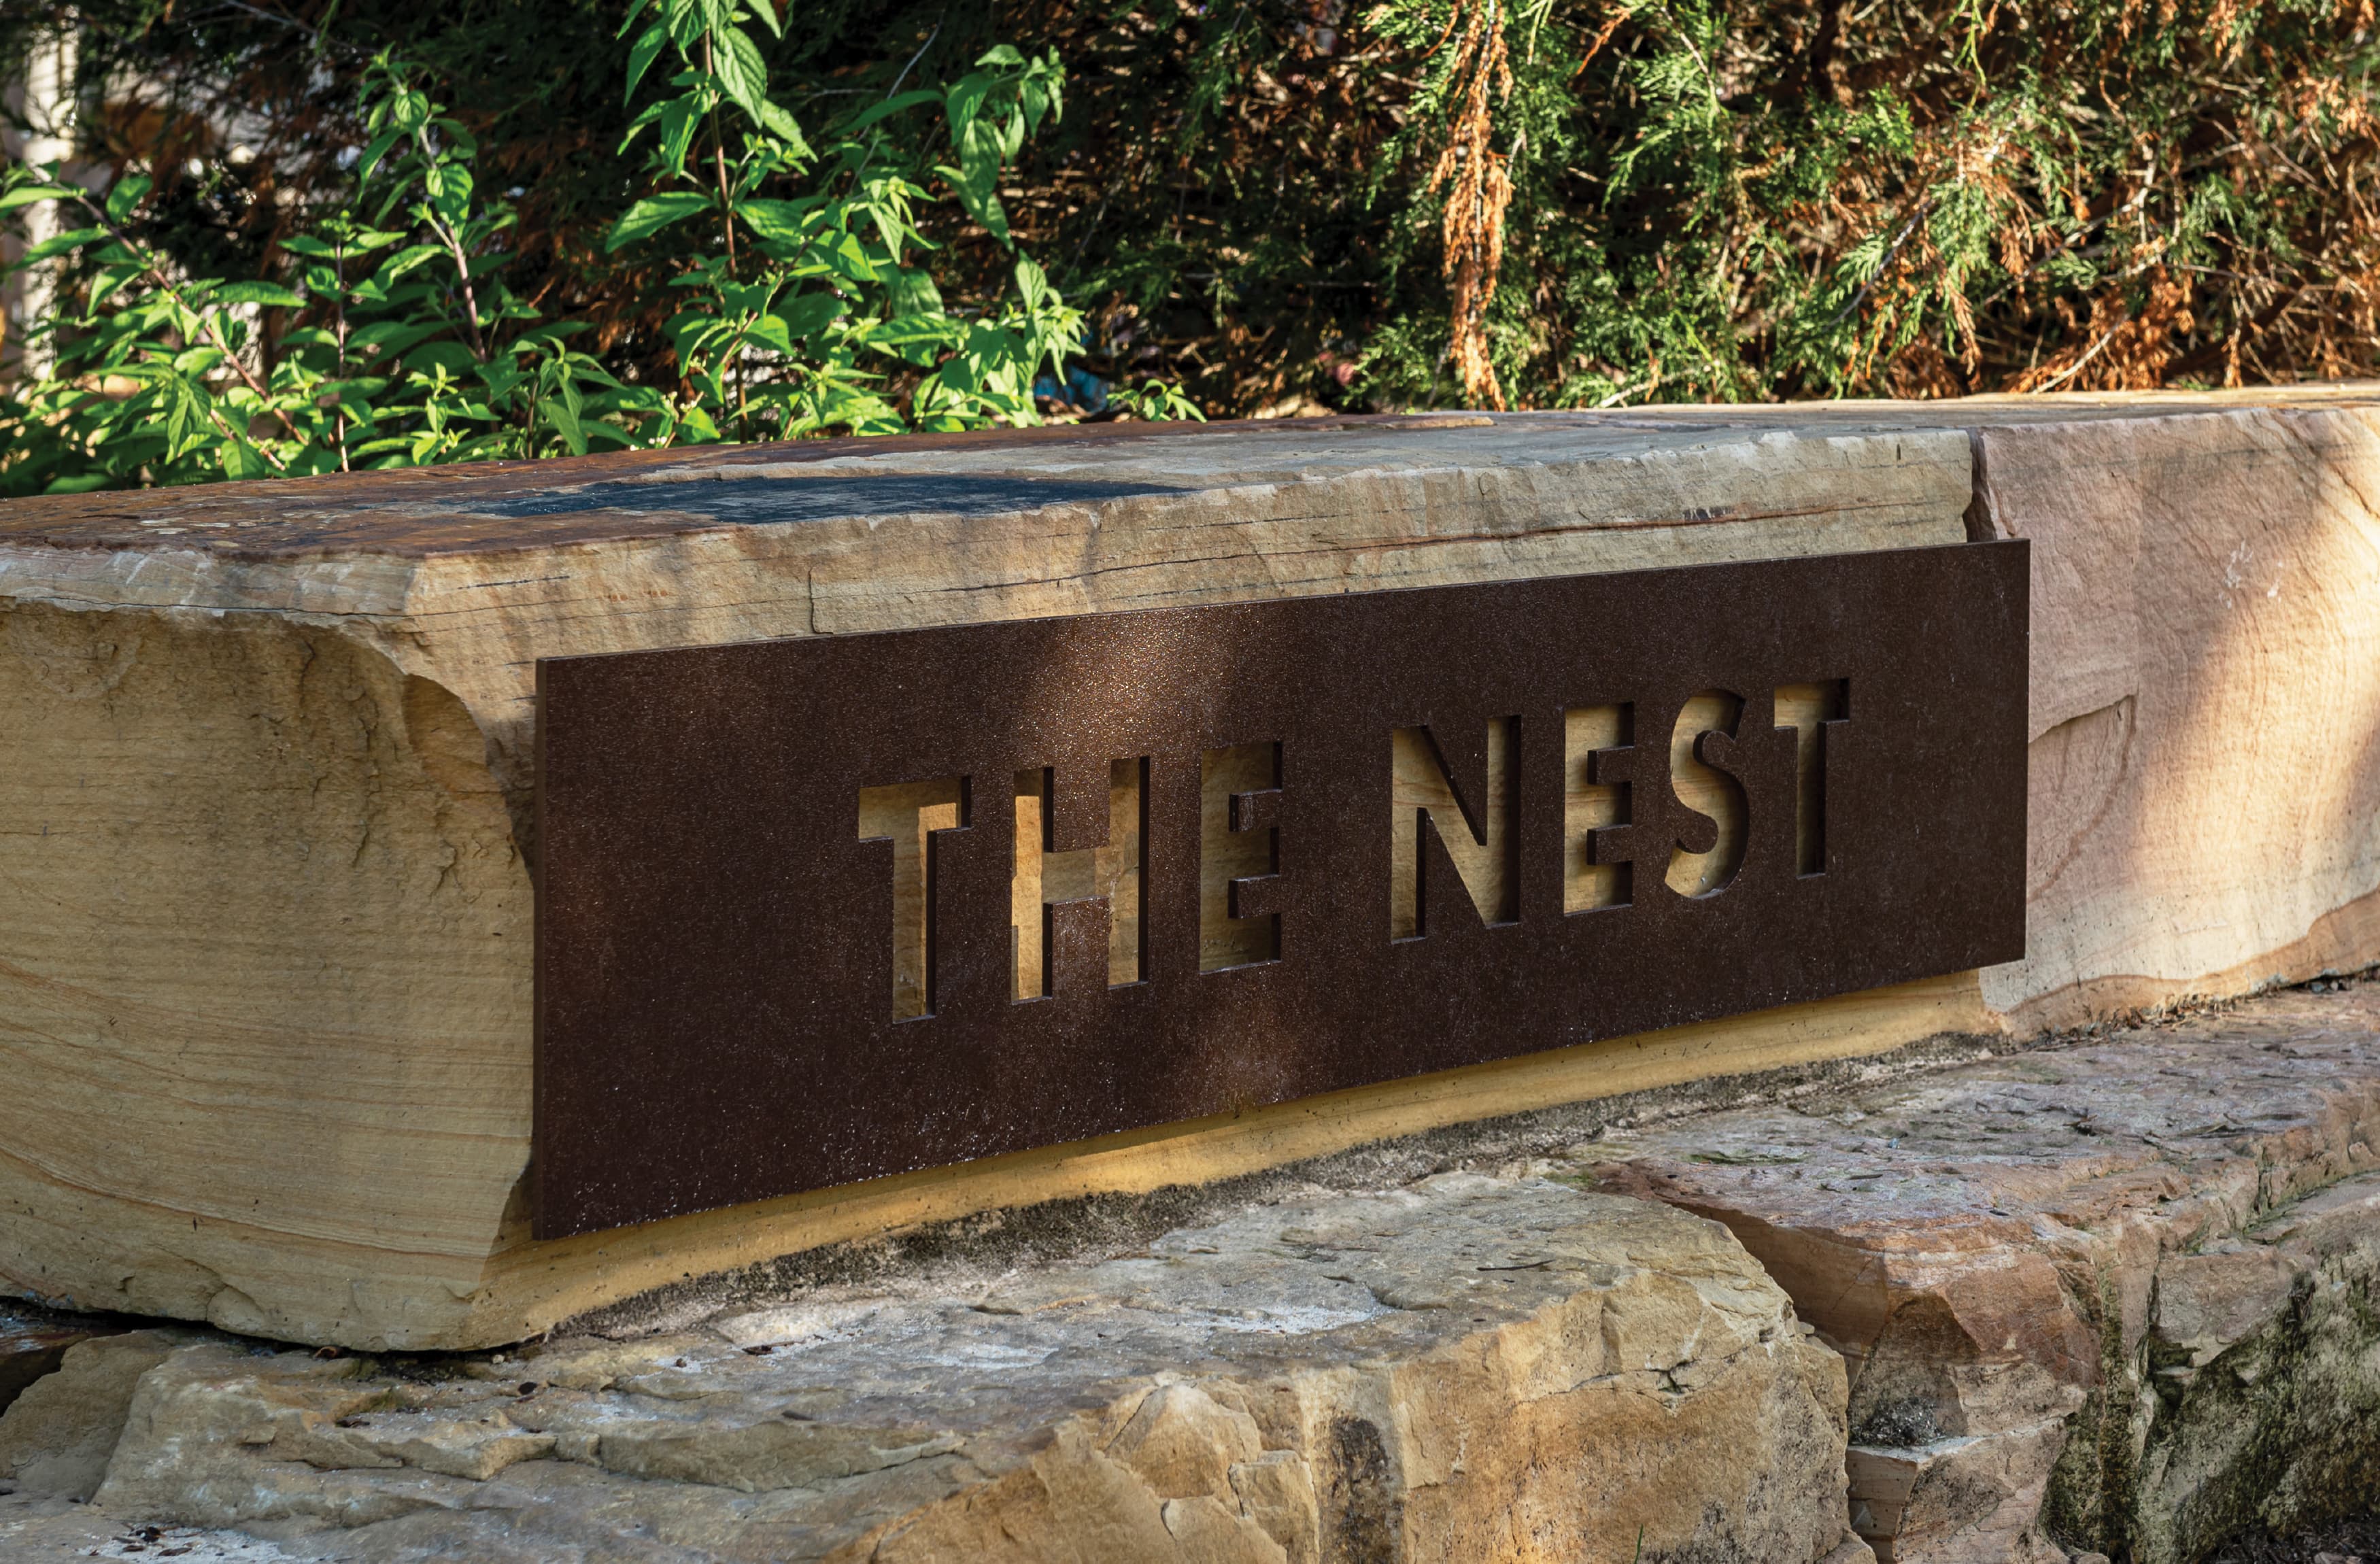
left=1427, top=0, right=1516, bottom=407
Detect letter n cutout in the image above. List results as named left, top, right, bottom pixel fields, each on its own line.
left=1389, top=719, right=1518, bottom=939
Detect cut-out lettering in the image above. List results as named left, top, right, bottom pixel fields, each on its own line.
left=1563, top=703, right=1635, bottom=912
left=1773, top=680, right=1848, bottom=876
left=857, top=777, right=968, bottom=1020
left=1389, top=719, right=1517, bottom=938
left=540, top=543, right=2035, bottom=1238
left=1665, top=692, right=1746, bottom=898
left=1011, top=759, right=1146, bottom=1000
left=1200, top=743, right=1282, bottom=970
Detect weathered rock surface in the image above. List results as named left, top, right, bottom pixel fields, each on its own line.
left=2, top=987, right=2378, bottom=1561
left=11, top=390, right=2380, bottom=1353
left=0, top=1173, right=1856, bottom=1563
left=1589, top=981, right=2380, bottom=1564
left=0, top=1303, right=121, bottom=1416
left=1966, top=400, right=2380, bottom=1031
left=0, top=1329, right=192, bottom=1501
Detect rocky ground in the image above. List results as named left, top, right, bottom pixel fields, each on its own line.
left=0, top=983, right=2373, bottom=1563
left=2205, top=1510, right=2377, bottom=1564
left=1593, top=983, right=2380, bottom=1564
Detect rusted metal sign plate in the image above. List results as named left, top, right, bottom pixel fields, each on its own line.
left=536, top=540, right=2027, bottom=1236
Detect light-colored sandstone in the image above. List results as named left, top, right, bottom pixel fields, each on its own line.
left=0, top=987, right=2375, bottom=1561
left=1967, top=404, right=2380, bottom=1029
left=15, top=1174, right=1855, bottom=1563
left=0, top=1329, right=192, bottom=1500
left=0, top=1303, right=116, bottom=1415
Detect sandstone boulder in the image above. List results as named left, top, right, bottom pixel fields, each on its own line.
left=0, top=411, right=1989, bottom=1352
left=31, top=1175, right=1856, bottom=1563
left=0, top=1329, right=193, bottom=1501
left=1589, top=981, right=2380, bottom=1564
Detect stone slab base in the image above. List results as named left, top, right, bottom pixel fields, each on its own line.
left=0, top=1180, right=1857, bottom=1564
left=0, top=985, right=2375, bottom=1561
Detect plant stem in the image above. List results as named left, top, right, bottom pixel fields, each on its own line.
left=702, top=37, right=739, bottom=277
left=412, top=127, right=490, bottom=361
left=331, top=237, right=352, bottom=471
left=75, top=192, right=302, bottom=461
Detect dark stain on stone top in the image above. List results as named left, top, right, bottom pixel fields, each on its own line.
left=471, top=474, right=1183, bottom=525
left=0, top=471, right=1189, bottom=560
left=0, top=412, right=1478, bottom=558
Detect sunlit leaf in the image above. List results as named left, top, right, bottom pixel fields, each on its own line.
left=625, top=22, right=673, bottom=101
left=0, top=183, right=80, bottom=213
left=606, top=191, right=714, bottom=251
left=103, top=173, right=153, bottom=225
left=214, top=282, right=309, bottom=309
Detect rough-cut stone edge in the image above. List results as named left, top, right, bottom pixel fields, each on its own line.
left=558, top=1013, right=2119, bottom=1344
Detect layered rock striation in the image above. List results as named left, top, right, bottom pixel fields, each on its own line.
left=0, top=1176, right=1856, bottom=1563
left=1591, top=985, right=2380, bottom=1564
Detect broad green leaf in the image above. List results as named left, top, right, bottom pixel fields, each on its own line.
left=824, top=228, right=881, bottom=283
left=104, top=173, right=153, bottom=225
left=606, top=191, right=713, bottom=251
left=935, top=159, right=1010, bottom=245
left=841, top=89, right=941, bottom=136
left=22, top=228, right=107, bottom=263
left=0, top=183, right=80, bottom=214
left=756, top=100, right=805, bottom=143
left=625, top=22, right=672, bottom=101
left=214, top=281, right=308, bottom=309
left=660, top=97, right=704, bottom=175
left=618, top=95, right=670, bottom=150
left=1012, top=255, right=1051, bottom=316
left=945, top=75, right=991, bottom=140
left=221, top=438, right=271, bottom=480
left=545, top=395, right=588, bottom=456
left=713, top=26, right=770, bottom=122
left=86, top=264, right=144, bottom=309
left=887, top=267, right=943, bottom=318
left=733, top=197, right=811, bottom=244
left=358, top=129, right=405, bottom=181
left=372, top=244, right=445, bottom=284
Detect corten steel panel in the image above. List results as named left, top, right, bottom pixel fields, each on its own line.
left=535, top=540, right=2028, bottom=1237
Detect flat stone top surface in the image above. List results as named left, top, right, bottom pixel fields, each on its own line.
left=3, top=384, right=2375, bottom=561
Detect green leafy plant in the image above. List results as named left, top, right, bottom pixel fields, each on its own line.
left=0, top=18, right=1197, bottom=495
left=604, top=3, right=1082, bottom=436
left=0, top=55, right=657, bottom=493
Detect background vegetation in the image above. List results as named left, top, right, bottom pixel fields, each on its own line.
left=4, top=0, right=2378, bottom=486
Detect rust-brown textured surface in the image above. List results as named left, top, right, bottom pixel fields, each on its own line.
left=536, top=546, right=2025, bottom=1234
